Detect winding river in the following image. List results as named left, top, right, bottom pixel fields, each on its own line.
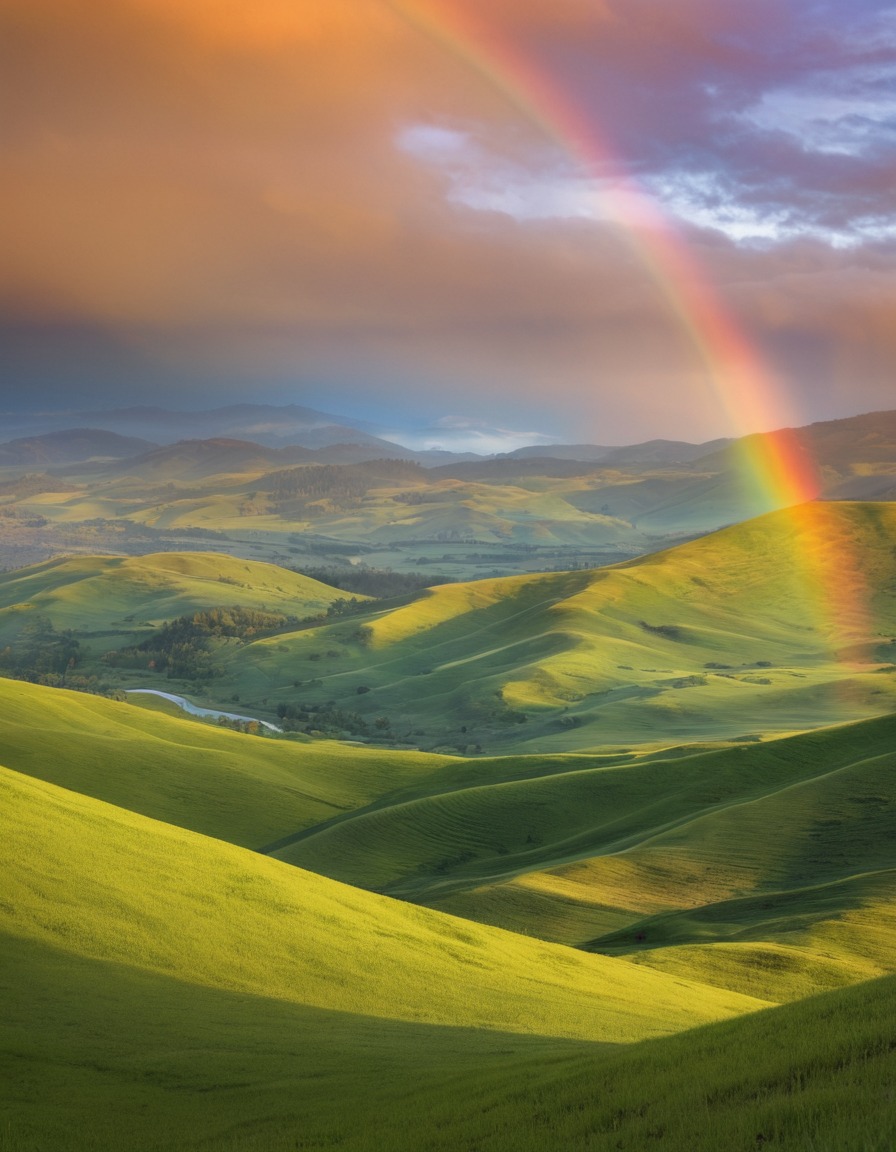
left=125, top=689, right=283, bottom=733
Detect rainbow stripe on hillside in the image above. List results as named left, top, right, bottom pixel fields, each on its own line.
left=387, top=0, right=874, bottom=660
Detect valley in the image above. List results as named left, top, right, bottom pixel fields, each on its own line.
left=5, top=0, right=896, bottom=1144
left=1, top=410, right=895, bottom=1151
left=1, top=408, right=894, bottom=579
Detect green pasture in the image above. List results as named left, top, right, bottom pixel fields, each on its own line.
left=0, top=677, right=456, bottom=848
left=1, top=495, right=895, bottom=1150
left=199, top=501, right=896, bottom=751
left=5, top=759, right=894, bottom=1152
left=0, top=550, right=361, bottom=643
left=2, top=767, right=762, bottom=1039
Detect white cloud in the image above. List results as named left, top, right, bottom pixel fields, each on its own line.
left=386, top=415, right=556, bottom=455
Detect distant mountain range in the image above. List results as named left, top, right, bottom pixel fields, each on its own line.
left=3, top=403, right=893, bottom=481
left=0, top=403, right=479, bottom=463
left=503, top=437, right=733, bottom=464
left=0, top=406, right=892, bottom=577
left=0, top=428, right=158, bottom=467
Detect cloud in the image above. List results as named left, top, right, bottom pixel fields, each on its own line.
left=0, top=0, right=893, bottom=441
left=387, top=416, right=557, bottom=455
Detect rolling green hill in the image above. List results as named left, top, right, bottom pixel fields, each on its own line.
left=4, top=675, right=894, bottom=1011
left=0, top=550, right=359, bottom=638
left=0, top=551, right=364, bottom=691
left=3, top=502, right=893, bottom=752
left=2, top=762, right=894, bottom=1150
left=0, top=677, right=454, bottom=848
left=2, top=762, right=775, bottom=1150
left=1, top=765, right=761, bottom=1039
left=271, top=712, right=896, bottom=1002
left=209, top=501, right=896, bottom=752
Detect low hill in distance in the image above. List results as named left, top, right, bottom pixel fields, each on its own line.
left=3, top=502, right=893, bottom=752
left=172, top=501, right=894, bottom=753
left=1, top=408, right=892, bottom=577
left=0, top=402, right=405, bottom=451
left=0, top=551, right=365, bottom=692
left=0, top=550, right=360, bottom=639
left=0, top=428, right=158, bottom=467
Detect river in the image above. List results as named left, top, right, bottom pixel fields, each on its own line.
left=125, top=689, right=283, bottom=733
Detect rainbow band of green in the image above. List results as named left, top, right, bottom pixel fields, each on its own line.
left=384, top=0, right=875, bottom=656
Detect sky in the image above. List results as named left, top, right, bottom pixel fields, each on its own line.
left=0, top=0, right=894, bottom=448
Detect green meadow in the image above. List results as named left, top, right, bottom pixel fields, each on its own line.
left=182, top=501, right=896, bottom=752
left=0, top=550, right=360, bottom=641
left=2, top=497, right=895, bottom=1149
left=4, top=502, right=893, bottom=753
left=3, top=758, right=896, bottom=1152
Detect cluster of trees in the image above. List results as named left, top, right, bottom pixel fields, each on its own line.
left=103, top=606, right=296, bottom=680
left=275, top=699, right=391, bottom=738
left=391, top=489, right=458, bottom=506
left=0, top=617, right=111, bottom=694
left=292, top=565, right=451, bottom=599
left=0, top=617, right=81, bottom=680
left=639, top=620, right=686, bottom=640
left=0, top=507, right=48, bottom=526
left=0, top=474, right=77, bottom=498
left=266, top=460, right=426, bottom=511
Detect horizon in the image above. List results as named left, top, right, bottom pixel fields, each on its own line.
left=0, top=397, right=892, bottom=457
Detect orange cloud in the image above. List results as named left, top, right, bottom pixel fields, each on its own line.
left=0, top=0, right=892, bottom=439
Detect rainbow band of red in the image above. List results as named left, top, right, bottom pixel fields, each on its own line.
left=385, top=0, right=875, bottom=660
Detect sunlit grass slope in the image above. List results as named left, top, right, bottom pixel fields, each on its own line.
left=227, top=501, right=896, bottom=750
left=0, top=766, right=763, bottom=1043
left=2, top=850, right=892, bottom=1151
left=0, top=677, right=454, bottom=848
left=278, top=717, right=896, bottom=894
left=22, top=463, right=653, bottom=547
left=275, top=713, right=896, bottom=1002
left=0, top=550, right=359, bottom=640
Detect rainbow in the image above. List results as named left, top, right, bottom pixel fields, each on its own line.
left=386, top=0, right=873, bottom=659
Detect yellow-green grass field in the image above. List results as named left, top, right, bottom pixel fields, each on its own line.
left=0, top=677, right=456, bottom=849
left=2, top=764, right=894, bottom=1151
left=0, top=551, right=362, bottom=643
left=5, top=672, right=896, bottom=1011
left=193, top=501, right=896, bottom=752
left=2, top=764, right=778, bottom=1150
left=271, top=711, right=896, bottom=1000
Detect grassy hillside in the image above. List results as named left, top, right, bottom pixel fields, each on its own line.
left=272, top=713, right=896, bottom=998
left=209, top=501, right=896, bottom=751
left=5, top=673, right=892, bottom=1012
left=1, top=763, right=892, bottom=1150
left=2, top=502, right=891, bottom=752
left=2, top=766, right=761, bottom=1039
left=0, top=551, right=364, bottom=694
left=2, top=410, right=893, bottom=576
left=0, top=550, right=358, bottom=639
left=0, top=677, right=455, bottom=848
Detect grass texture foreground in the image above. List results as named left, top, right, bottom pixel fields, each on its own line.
left=2, top=745, right=895, bottom=1150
